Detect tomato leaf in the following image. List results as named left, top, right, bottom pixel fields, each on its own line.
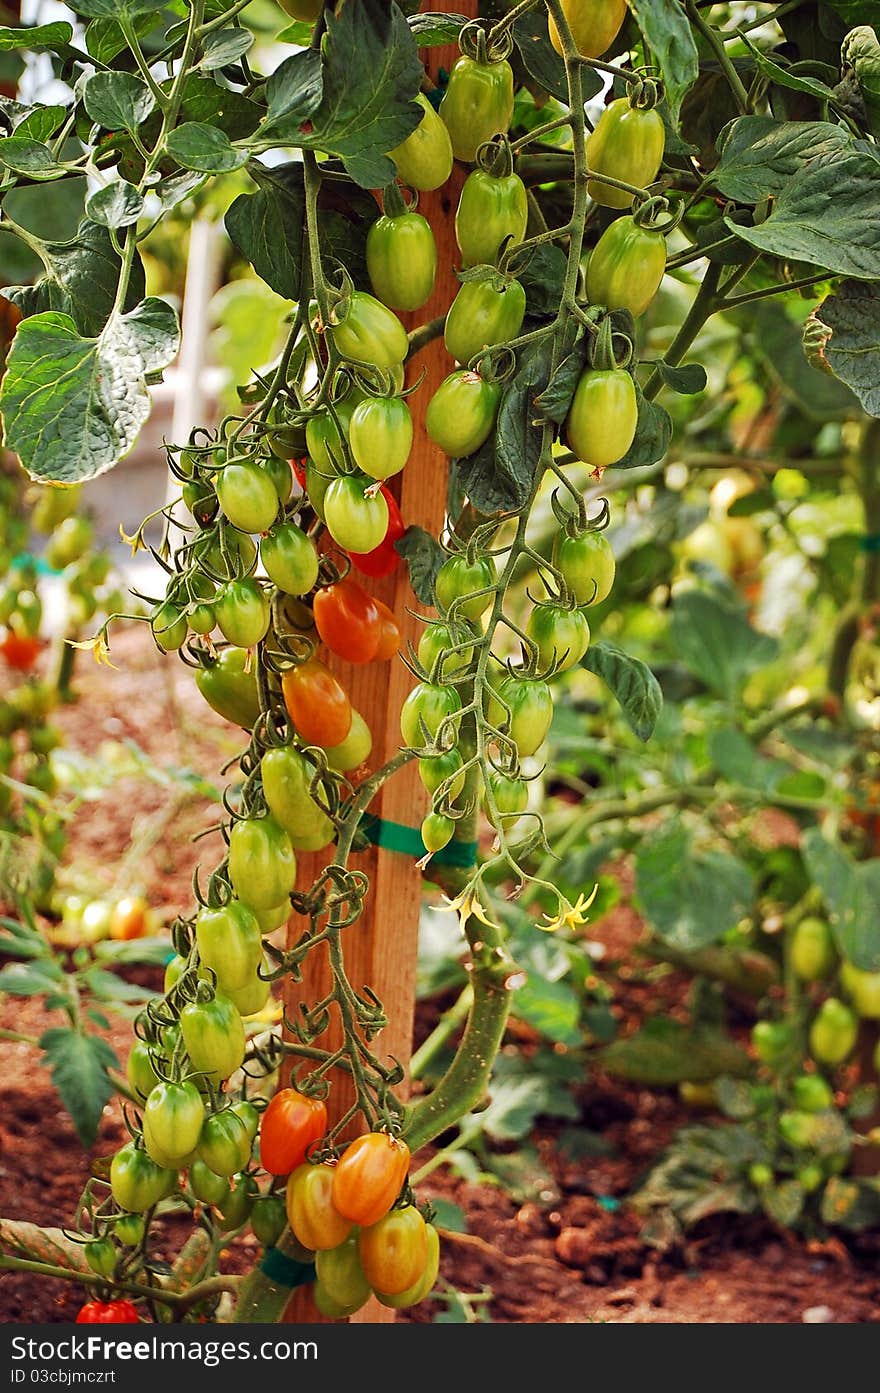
left=407, top=12, right=469, bottom=47
left=726, top=150, right=880, bottom=279
left=86, top=180, right=144, bottom=229
left=535, top=339, right=587, bottom=424
left=512, top=10, right=602, bottom=105
left=0, top=22, right=73, bottom=51
left=737, top=33, right=838, bottom=103
left=600, top=1017, right=751, bottom=1083
left=517, top=243, right=567, bottom=316
left=653, top=361, right=707, bottom=395
left=0, top=959, right=65, bottom=996
left=811, top=279, right=880, bottom=417
left=626, top=0, right=699, bottom=123
left=615, top=383, right=672, bottom=469
left=197, top=26, right=254, bottom=71
left=669, top=589, right=779, bottom=699
left=395, top=525, right=445, bottom=604
left=635, top=820, right=755, bottom=951
left=802, top=831, right=880, bottom=971
left=165, top=122, right=249, bottom=173
left=493, top=341, right=554, bottom=507
left=582, top=639, right=662, bottom=742
left=39, top=1027, right=119, bottom=1148
left=750, top=301, right=856, bottom=421
left=3, top=219, right=145, bottom=337
left=713, top=116, right=855, bottom=204
left=83, top=71, right=155, bottom=132
left=0, top=136, right=65, bottom=179
left=0, top=299, right=180, bottom=483
left=262, top=48, right=324, bottom=132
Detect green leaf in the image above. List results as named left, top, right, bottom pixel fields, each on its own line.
left=1, top=298, right=179, bottom=484
left=0, top=959, right=65, bottom=997
left=802, top=831, right=880, bottom=971
left=225, top=160, right=376, bottom=301
left=82, top=966, right=158, bottom=1003
left=761, top=1180, right=805, bottom=1228
left=74, top=0, right=166, bottom=18
left=14, top=105, right=67, bottom=144
left=669, top=589, right=779, bottom=699
left=512, top=10, right=589, bottom=106
left=535, top=339, right=587, bottom=424
left=738, top=32, right=837, bottom=103
left=83, top=71, right=155, bottom=132
left=92, top=935, right=171, bottom=967
left=654, top=360, right=708, bottom=394
left=165, top=122, right=248, bottom=173
left=492, top=342, right=553, bottom=510
left=0, top=22, right=73, bottom=51
left=635, top=819, right=755, bottom=950
left=582, top=639, right=662, bottom=741
left=262, top=48, right=324, bottom=132
left=86, top=180, right=144, bottom=229
left=198, top=26, right=254, bottom=70
left=725, top=151, right=880, bottom=280
left=600, top=1017, right=751, bottom=1084
left=302, top=0, right=423, bottom=187
left=275, top=21, right=314, bottom=46
left=176, top=74, right=263, bottom=142
left=749, top=301, right=856, bottom=420
left=518, top=242, right=567, bottom=316
left=824, top=0, right=880, bottom=20
left=812, top=279, right=880, bottom=417
left=0, top=137, right=65, bottom=179
left=39, top=1027, right=118, bottom=1148
left=821, top=1175, right=880, bottom=1232
left=85, top=14, right=154, bottom=64
left=395, top=525, right=445, bottom=605
left=4, top=219, right=145, bottom=337
left=512, top=975, right=581, bottom=1046
left=713, top=116, right=854, bottom=204
left=428, top=1198, right=468, bottom=1232
left=626, top=0, right=699, bottom=122
left=408, top=11, right=468, bottom=47
left=709, top=726, right=786, bottom=793
left=616, top=381, right=672, bottom=469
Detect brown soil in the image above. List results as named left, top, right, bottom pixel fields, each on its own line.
left=1, top=627, right=879, bottom=1325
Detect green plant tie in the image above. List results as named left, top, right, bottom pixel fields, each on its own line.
left=258, top=1247, right=316, bottom=1290
left=860, top=533, right=880, bottom=552
left=360, top=814, right=477, bottom=867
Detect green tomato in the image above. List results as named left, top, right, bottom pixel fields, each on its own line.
left=314, top=1236, right=371, bottom=1312
left=790, top=917, right=836, bottom=981
left=426, top=371, right=501, bottom=459
left=751, top=1020, right=793, bottom=1066
left=796, top=1163, right=825, bottom=1194
left=748, top=1162, right=774, bottom=1189
left=418, top=748, right=466, bottom=801
left=195, top=647, right=261, bottom=729
left=216, top=462, right=279, bottom=534
left=439, top=55, right=515, bottom=163
left=324, top=709, right=373, bottom=771
left=196, top=899, right=263, bottom=993
left=251, top=1194, right=287, bottom=1247
left=45, top=516, right=93, bottom=570
left=367, top=210, right=437, bottom=313
left=189, top=1157, right=230, bottom=1207
left=216, top=1173, right=258, bottom=1231
left=421, top=811, right=455, bottom=854
left=485, top=771, right=528, bottom=817
left=164, top=956, right=186, bottom=993
left=400, top=682, right=462, bottom=747
left=114, top=1214, right=145, bottom=1246
left=455, top=169, right=528, bottom=269
left=231, top=1099, right=261, bottom=1145
left=261, top=524, right=319, bottom=596
left=444, top=277, right=526, bottom=366
left=126, top=1040, right=163, bottom=1103
left=778, top=1109, right=819, bottom=1151
left=188, top=602, right=216, bottom=636
left=324, top=475, right=389, bottom=553
left=809, top=998, right=858, bottom=1065
left=214, top=577, right=270, bottom=648
left=548, top=0, right=627, bottom=57
left=305, top=410, right=350, bottom=474
left=197, top=1108, right=252, bottom=1177
left=566, top=368, right=638, bottom=468
left=85, top=1238, right=116, bottom=1278
left=554, top=531, right=616, bottom=606
left=261, top=746, right=335, bottom=851
left=586, top=215, right=667, bottom=318
left=228, top=815, right=297, bottom=911
left=111, top=1142, right=176, bottom=1213
left=151, top=602, right=188, bottom=652
left=418, top=620, right=474, bottom=679
left=180, top=994, right=246, bottom=1085
left=585, top=97, right=666, bottom=209
left=331, top=292, right=408, bottom=370
left=840, top=960, right=880, bottom=1018
left=348, top=397, right=413, bottom=481
left=264, top=454, right=293, bottom=506
left=390, top=93, right=453, bottom=191
left=434, top=553, right=495, bottom=621
left=792, top=1074, right=834, bottom=1113
left=143, top=1081, right=206, bottom=1167
left=488, top=675, right=554, bottom=756
left=226, top=969, right=272, bottom=1017
left=527, top=603, right=590, bottom=673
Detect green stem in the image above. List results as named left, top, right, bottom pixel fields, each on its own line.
left=685, top=0, right=751, bottom=113
left=410, top=984, right=473, bottom=1080
left=720, top=272, right=828, bottom=308
left=644, top=262, right=721, bottom=399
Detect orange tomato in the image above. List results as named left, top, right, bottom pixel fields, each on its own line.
left=260, top=1089, right=327, bottom=1176
left=282, top=659, right=352, bottom=748
left=331, top=1132, right=409, bottom=1228
left=286, top=1163, right=353, bottom=1251
left=313, top=578, right=381, bottom=663
left=109, top=895, right=150, bottom=941
left=373, top=599, right=401, bottom=661
left=358, top=1204, right=428, bottom=1295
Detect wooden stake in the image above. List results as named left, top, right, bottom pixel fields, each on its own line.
left=282, top=2, right=477, bottom=1323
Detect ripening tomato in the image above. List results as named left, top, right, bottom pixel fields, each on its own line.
left=439, top=55, right=515, bottom=163
left=84, top=1238, right=117, bottom=1278
left=314, top=1236, right=371, bottom=1314
left=214, top=577, right=270, bottom=648
left=566, top=367, right=638, bottom=467
left=287, top=1162, right=353, bottom=1251
left=434, top=553, right=496, bottom=620
left=444, top=277, right=526, bottom=366
left=111, top=1141, right=176, bottom=1212
left=76, top=1300, right=139, bottom=1324
left=390, top=93, right=454, bottom=191
left=359, top=1205, right=428, bottom=1296
left=421, top=811, right=455, bottom=854
left=109, top=895, right=150, bottom=942
left=553, top=531, right=616, bottom=605
left=189, top=1157, right=230, bottom=1207
left=324, top=475, right=389, bottom=553
left=548, top=0, right=627, bottom=58
left=314, top=578, right=381, bottom=663
left=489, top=674, right=554, bottom=756
left=282, top=658, right=353, bottom=748
left=455, top=169, right=528, bottom=269
left=0, top=631, right=43, bottom=671
left=367, top=209, right=437, bottom=312
left=418, top=621, right=473, bottom=679
left=332, top=1133, right=410, bottom=1228
left=426, top=371, right=501, bottom=458
left=373, top=599, right=401, bottom=660
left=180, top=994, right=246, bottom=1084
left=790, top=917, right=836, bottom=981
left=261, top=523, right=319, bottom=596
left=324, top=709, right=373, bottom=772
left=228, top=814, right=297, bottom=910
left=400, top=682, right=462, bottom=747
left=260, top=1088, right=327, bottom=1176
left=377, top=1222, right=440, bottom=1309
left=586, top=215, right=667, bottom=318
left=195, top=646, right=261, bottom=729
left=527, top=603, right=590, bottom=673
left=260, top=745, right=335, bottom=849
left=216, top=461, right=279, bottom=534
left=197, top=1108, right=252, bottom=1177
left=143, top=1081, right=206, bottom=1167
left=331, top=292, right=408, bottom=370
left=348, top=396, right=413, bottom=481
left=586, top=98, right=666, bottom=209
left=809, top=998, right=857, bottom=1065
left=196, top=899, right=262, bottom=993
left=348, top=486, right=405, bottom=577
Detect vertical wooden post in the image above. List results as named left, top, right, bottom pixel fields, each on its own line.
left=282, top=1, right=477, bottom=1323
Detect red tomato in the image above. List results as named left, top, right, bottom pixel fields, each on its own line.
left=260, top=1088, right=328, bottom=1176
left=0, top=631, right=43, bottom=672
left=373, top=599, right=401, bottom=661
left=313, top=578, right=381, bottom=663
left=348, top=487, right=404, bottom=578
left=282, top=658, right=353, bottom=747
left=76, top=1300, right=139, bottom=1323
